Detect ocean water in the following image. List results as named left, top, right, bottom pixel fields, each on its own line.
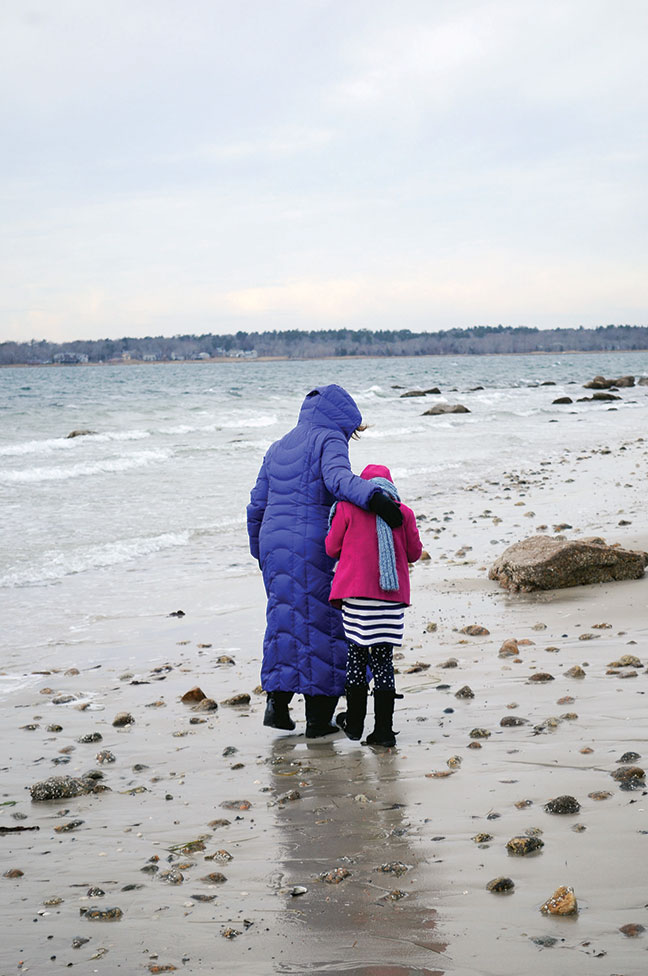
left=1, top=351, right=647, bottom=663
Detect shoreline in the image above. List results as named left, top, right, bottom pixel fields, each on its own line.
left=3, top=434, right=648, bottom=974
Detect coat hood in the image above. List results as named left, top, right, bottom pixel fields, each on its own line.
left=361, top=463, right=393, bottom=482
left=298, top=384, right=362, bottom=438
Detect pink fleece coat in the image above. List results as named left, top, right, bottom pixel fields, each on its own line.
left=325, top=464, right=423, bottom=605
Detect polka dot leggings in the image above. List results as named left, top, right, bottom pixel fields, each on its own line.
left=346, top=641, right=395, bottom=691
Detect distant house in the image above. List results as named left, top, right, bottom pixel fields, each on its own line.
left=53, top=352, right=89, bottom=364
left=197, top=352, right=211, bottom=360
left=142, top=353, right=157, bottom=361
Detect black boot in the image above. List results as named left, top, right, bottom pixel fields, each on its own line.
left=304, top=695, right=339, bottom=738
left=263, top=691, right=295, bottom=731
left=366, top=689, right=397, bottom=747
left=336, top=685, right=368, bottom=740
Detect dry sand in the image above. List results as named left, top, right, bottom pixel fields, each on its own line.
left=2, top=435, right=647, bottom=976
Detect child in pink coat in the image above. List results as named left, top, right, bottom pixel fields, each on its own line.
left=325, top=463, right=422, bottom=746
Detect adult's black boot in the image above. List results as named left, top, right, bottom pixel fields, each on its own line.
left=263, top=691, right=295, bottom=731
left=365, top=689, right=397, bottom=747
left=335, top=685, right=368, bottom=741
left=304, top=694, right=339, bottom=737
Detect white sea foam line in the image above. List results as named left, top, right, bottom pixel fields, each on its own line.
left=0, top=450, right=169, bottom=484
left=0, top=530, right=192, bottom=588
left=0, top=429, right=151, bottom=456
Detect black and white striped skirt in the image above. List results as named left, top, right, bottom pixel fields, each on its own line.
left=341, top=597, right=407, bottom=647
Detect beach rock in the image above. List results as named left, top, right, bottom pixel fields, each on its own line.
left=564, top=665, right=586, bottom=678
left=425, top=621, right=437, bottom=632
left=192, top=698, right=218, bottom=712
left=500, top=716, right=527, bottom=727
left=320, top=867, right=351, bottom=883
left=422, top=404, right=470, bottom=415
left=30, top=775, right=103, bottom=802
left=400, top=388, right=441, bottom=397
left=610, top=766, right=646, bottom=786
left=66, top=429, right=97, bottom=438
left=639, top=376, right=648, bottom=385
left=455, top=685, right=474, bottom=699
left=220, top=799, right=251, bottom=811
left=472, top=833, right=493, bottom=844
left=96, top=750, right=115, bottom=764
left=181, top=687, right=206, bottom=703
left=528, top=672, right=554, bottom=683
left=612, top=375, right=635, bottom=387
left=588, top=790, right=612, bottom=800
left=222, top=928, right=241, bottom=939
left=619, top=923, right=645, bottom=937
left=52, top=694, right=76, bottom=705
left=201, top=872, right=227, bottom=884
left=540, top=885, right=577, bottom=915
left=160, top=870, right=184, bottom=884
left=112, top=712, right=135, bottom=727
left=487, top=876, right=515, bottom=892
left=552, top=396, right=573, bottom=404
left=506, top=836, right=544, bottom=856
left=608, top=654, right=642, bottom=668
left=469, top=728, right=491, bottom=739
left=460, top=624, right=490, bottom=636
left=168, top=609, right=185, bottom=617
left=577, top=392, right=622, bottom=402
left=221, top=693, right=251, bottom=706
left=376, top=861, right=409, bottom=877
left=544, top=795, right=580, bottom=815
left=498, top=639, right=519, bottom=657
left=618, top=751, right=641, bottom=763
left=78, top=732, right=102, bottom=743
left=82, top=906, right=123, bottom=921
left=440, top=657, right=458, bottom=668
left=4, top=868, right=24, bottom=878
left=489, top=535, right=648, bottom=592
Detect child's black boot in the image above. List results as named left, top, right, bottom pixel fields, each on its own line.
left=336, top=685, right=368, bottom=740
left=263, top=691, right=296, bottom=731
left=365, top=689, right=397, bottom=747
left=304, top=694, right=339, bottom=737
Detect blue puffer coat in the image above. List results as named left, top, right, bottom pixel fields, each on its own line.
left=247, top=385, right=376, bottom=696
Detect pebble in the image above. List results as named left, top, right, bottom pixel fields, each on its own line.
left=499, top=639, right=519, bottom=657
left=181, top=687, right=206, bottom=703
left=220, top=799, right=251, bottom=811
left=460, top=625, right=490, bottom=636
left=608, top=654, right=642, bottom=668
left=506, top=836, right=544, bottom=856
left=4, top=868, right=24, bottom=878
left=528, top=672, right=554, bottom=682
left=112, top=712, right=135, bottom=727
left=54, top=820, right=85, bottom=833
left=472, top=833, right=493, bottom=844
left=455, top=685, right=474, bottom=699
left=71, top=936, right=90, bottom=948
left=619, top=923, right=645, bottom=937
left=96, top=750, right=116, bottom=764
left=87, top=886, right=105, bottom=897
left=320, top=867, right=351, bottom=884
left=618, top=751, right=641, bottom=763
left=500, top=716, right=527, bottom=727
left=192, top=698, right=218, bottom=712
left=440, top=658, right=458, bottom=669
left=486, top=877, right=515, bottom=892
left=222, top=928, right=241, bottom=939
left=159, top=871, right=184, bottom=885
left=469, top=728, right=491, bottom=739
left=564, top=665, right=586, bottom=678
left=81, top=906, right=123, bottom=920
left=544, top=795, right=581, bottom=815
left=201, top=872, right=227, bottom=884
left=540, top=885, right=577, bottom=916
left=78, top=733, right=102, bottom=743
left=220, top=693, right=251, bottom=706
left=588, top=791, right=612, bottom=800
left=376, top=861, right=409, bottom=876
left=290, top=886, right=308, bottom=897
left=47, top=724, right=63, bottom=733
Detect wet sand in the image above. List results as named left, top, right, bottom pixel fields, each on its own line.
left=2, top=435, right=648, bottom=976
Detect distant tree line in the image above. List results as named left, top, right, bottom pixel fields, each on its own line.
left=2, top=324, right=648, bottom=366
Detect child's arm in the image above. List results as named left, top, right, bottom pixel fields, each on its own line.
left=404, top=509, right=423, bottom=563
left=325, top=504, right=350, bottom=559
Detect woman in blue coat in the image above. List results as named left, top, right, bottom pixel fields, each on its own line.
left=247, top=384, right=402, bottom=737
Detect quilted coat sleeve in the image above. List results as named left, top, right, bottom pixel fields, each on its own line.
left=321, top=433, right=376, bottom=509
left=325, top=504, right=350, bottom=559
left=404, top=508, right=423, bottom=563
left=246, top=457, right=269, bottom=561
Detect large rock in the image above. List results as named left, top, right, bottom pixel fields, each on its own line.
left=583, top=375, right=634, bottom=389
left=400, top=388, right=441, bottom=397
left=489, top=536, right=648, bottom=592
left=422, top=404, right=470, bottom=415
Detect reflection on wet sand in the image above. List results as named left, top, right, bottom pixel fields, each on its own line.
left=267, top=735, right=447, bottom=976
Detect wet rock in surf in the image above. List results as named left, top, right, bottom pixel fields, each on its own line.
left=66, top=429, right=97, bottom=438
left=422, top=404, right=470, bottom=415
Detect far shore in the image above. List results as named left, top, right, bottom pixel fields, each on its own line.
left=2, top=347, right=648, bottom=369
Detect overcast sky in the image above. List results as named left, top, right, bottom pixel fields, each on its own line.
left=2, top=0, right=647, bottom=342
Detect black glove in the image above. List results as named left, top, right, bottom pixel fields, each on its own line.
left=369, top=491, right=403, bottom=528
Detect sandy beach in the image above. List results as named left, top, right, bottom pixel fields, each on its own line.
left=2, top=431, right=648, bottom=976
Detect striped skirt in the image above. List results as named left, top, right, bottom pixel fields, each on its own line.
left=341, top=597, right=407, bottom=647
